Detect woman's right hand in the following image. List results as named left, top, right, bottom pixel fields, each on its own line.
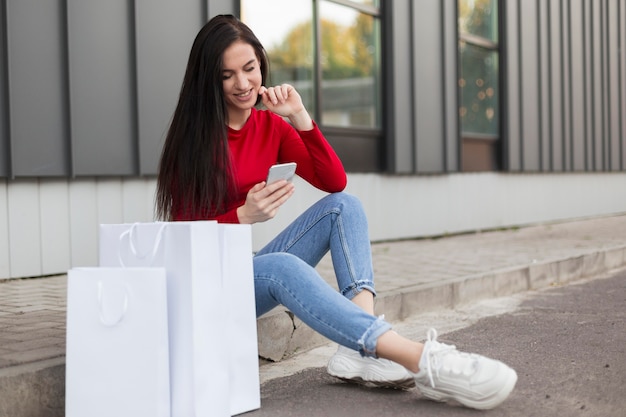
left=236, top=180, right=295, bottom=224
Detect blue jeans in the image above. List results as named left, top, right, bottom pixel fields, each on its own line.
left=254, top=192, right=391, bottom=356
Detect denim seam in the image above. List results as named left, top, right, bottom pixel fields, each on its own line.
left=280, top=208, right=340, bottom=253
left=281, top=208, right=373, bottom=298
left=335, top=213, right=358, bottom=292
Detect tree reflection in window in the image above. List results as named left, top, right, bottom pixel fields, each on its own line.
left=458, top=0, right=499, bottom=137
left=241, top=0, right=381, bottom=129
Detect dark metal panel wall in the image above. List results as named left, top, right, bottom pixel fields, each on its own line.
left=538, top=0, right=551, bottom=170
left=583, top=0, right=593, bottom=170
left=519, top=0, right=540, bottom=171
left=591, top=0, right=604, bottom=170
left=0, top=0, right=9, bottom=177
left=2, top=0, right=623, bottom=178
left=208, top=0, right=234, bottom=16
left=570, top=0, right=586, bottom=171
left=135, top=0, right=205, bottom=175
left=442, top=0, right=460, bottom=172
left=412, top=0, right=446, bottom=173
left=560, top=0, right=573, bottom=171
left=505, top=0, right=625, bottom=173
left=547, top=0, right=564, bottom=171
left=504, top=0, right=521, bottom=171
left=373, top=0, right=460, bottom=174
left=607, top=0, right=622, bottom=171
left=0, top=0, right=235, bottom=178
left=6, top=0, right=69, bottom=176
left=621, top=0, right=626, bottom=168
left=384, top=0, right=414, bottom=173
left=67, top=0, right=137, bottom=176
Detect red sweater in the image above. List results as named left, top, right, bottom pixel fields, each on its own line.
left=175, top=108, right=347, bottom=223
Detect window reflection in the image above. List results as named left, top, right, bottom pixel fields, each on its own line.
left=241, top=0, right=381, bottom=130
left=346, top=0, right=379, bottom=7
left=241, top=0, right=315, bottom=115
left=458, top=41, right=499, bottom=136
left=458, top=0, right=498, bottom=41
left=319, top=1, right=381, bottom=128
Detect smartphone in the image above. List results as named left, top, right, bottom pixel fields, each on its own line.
left=266, top=162, right=297, bottom=184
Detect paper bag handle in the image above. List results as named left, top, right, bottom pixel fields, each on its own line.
left=97, top=281, right=130, bottom=327
left=118, top=222, right=167, bottom=266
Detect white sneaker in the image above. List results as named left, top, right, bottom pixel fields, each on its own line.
left=413, top=329, right=517, bottom=410
left=327, top=345, right=415, bottom=389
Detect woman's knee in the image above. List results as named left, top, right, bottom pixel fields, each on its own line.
left=324, top=192, right=364, bottom=215
left=253, top=252, right=308, bottom=276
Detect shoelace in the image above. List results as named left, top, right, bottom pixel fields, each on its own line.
left=423, top=328, right=480, bottom=389
left=423, top=328, right=457, bottom=388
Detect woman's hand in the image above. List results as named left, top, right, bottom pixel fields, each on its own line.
left=259, top=84, right=313, bottom=131
left=236, top=180, right=295, bottom=224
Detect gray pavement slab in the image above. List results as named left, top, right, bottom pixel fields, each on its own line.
left=251, top=269, right=626, bottom=417
left=1, top=214, right=626, bottom=416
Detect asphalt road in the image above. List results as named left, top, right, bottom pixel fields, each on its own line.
left=246, top=269, right=626, bottom=417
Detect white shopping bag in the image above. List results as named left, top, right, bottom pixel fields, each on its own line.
left=99, top=221, right=230, bottom=417
left=219, top=224, right=260, bottom=415
left=65, top=267, right=170, bottom=417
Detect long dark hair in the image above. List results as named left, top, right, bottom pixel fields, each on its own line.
left=155, top=14, right=268, bottom=220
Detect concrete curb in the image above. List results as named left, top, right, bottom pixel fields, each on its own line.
left=0, top=358, right=65, bottom=417
left=257, top=245, right=626, bottom=360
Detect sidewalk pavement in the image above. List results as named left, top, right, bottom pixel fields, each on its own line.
left=1, top=214, right=626, bottom=416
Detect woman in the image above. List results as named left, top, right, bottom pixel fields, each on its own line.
left=156, top=14, right=517, bottom=410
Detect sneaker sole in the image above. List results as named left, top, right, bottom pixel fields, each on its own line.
left=416, top=369, right=518, bottom=410
left=327, top=364, right=416, bottom=390
left=329, top=372, right=416, bottom=389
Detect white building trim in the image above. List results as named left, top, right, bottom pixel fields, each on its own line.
left=2, top=172, right=625, bottom=279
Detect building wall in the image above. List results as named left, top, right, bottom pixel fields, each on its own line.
left=2, top=0, right=624, bottom=176
left=0, top=0, right=233, bottom=178
left=389, top=0, right=626, bottom=174
left=2, top=173, right=626, bottom=279
left=503, top=0, right=626, bottom=171
left=1, top=0, right=625, bottom=279
left=386, top=0, right=460, bottom=173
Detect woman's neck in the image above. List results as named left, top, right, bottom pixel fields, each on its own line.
left=227, top=108, right=252, bottom=130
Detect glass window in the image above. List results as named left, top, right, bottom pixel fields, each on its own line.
left=319, top=2, right=381, bottom=128
left=348, top=0, right=379, bottom=7
left=458, top=0, right=499, bottom=136
left=241, top=0, right=315, bottom=113
left=458, top=0, right=498, bottom=41
left=458, top=0, right=500, bottom=171
left=458, top=42, right=499, bottom=136
left=241, top=0, right=381, bottom=129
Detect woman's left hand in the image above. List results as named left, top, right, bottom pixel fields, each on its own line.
left=259, top=84, right=313, bottom=131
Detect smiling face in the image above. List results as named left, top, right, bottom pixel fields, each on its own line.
left=222, top=40, right=263, bottom=128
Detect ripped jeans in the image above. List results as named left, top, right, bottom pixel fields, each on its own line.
left=254, top=192, right=391, bottom=356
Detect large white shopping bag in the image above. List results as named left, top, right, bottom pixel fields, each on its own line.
left=99, top=221, right=230, bottom=417
left=219, top=224, right=260, bottom=415
left=65, top=267, right=170, bottom=417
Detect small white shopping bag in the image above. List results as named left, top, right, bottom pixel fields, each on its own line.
left=65, top=267, right=170, bottom=417
left=219, top=224, right=260, bottom=415
left=99, top=221, right=230, bottom=417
